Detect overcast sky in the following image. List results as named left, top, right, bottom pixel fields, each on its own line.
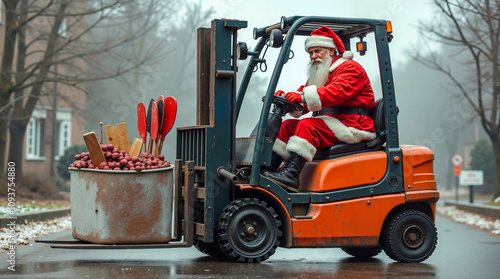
left=205, top=0, right=435, bottom=68
left=196, top=0, right=437, bottom=135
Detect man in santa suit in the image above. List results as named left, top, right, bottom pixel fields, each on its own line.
left=266, top=26, right=376, bottom=192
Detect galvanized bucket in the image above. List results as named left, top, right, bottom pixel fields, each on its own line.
left=69, top=167, right=173, bottom=244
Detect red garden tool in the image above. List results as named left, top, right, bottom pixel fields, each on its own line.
left=147, top=100, right=159, bottom=154
left=158, top=96, right=177, bottom=154
left=137, top=102, right=147, bottom=153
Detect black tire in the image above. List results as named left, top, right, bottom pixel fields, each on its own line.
left=382, top=210, right=437, bottom=263
left=217, top=198, right=282, bottom=263
left=341, top=246, right=383, bottom=259
left=194, top=239, right=226, bottom=258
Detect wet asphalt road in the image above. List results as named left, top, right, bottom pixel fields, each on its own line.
left=1, top=214, right=499, bottom=279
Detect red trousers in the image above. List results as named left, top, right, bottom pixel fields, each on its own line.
left=274, top=118, right=341, bottom=161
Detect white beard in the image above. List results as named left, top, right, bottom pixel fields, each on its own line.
left=307, top=54, right=333, bottom=87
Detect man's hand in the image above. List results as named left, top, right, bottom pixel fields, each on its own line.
left=284, top=92, right=302, bottom=104
left=274, top=90, right=285, bottom=96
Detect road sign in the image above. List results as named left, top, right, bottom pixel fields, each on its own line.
left=453, top=165, right=461, bottom=176
left=452, top=154, right=463, bottom=166
left=459, top=170, right=484, bottom=186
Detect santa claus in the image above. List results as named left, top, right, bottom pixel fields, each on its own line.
left=266, top=26, right=377, bottom=192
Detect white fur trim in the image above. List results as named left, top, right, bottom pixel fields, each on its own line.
left=329, top=58, right=349, bottom=72
left=316, top=116, right=376, bottom=144
left=343, top=51, right=354, bottom=60
left=272, top=138, right=290, bottom=160
left=286, top=136, right=316, bottom=162
left=304, top=36, right=335, bottom=52
left=302, top=85, right=322, bottom=111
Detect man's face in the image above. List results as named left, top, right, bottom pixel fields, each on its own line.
left=308, top=47, right=335, bottom=65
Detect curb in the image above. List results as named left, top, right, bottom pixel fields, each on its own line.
left=444, top=201, right=500, bottom=219
left=0, top=207, right=71, bottom=228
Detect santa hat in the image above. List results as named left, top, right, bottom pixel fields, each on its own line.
left=304, top=26, right=353, bottom=60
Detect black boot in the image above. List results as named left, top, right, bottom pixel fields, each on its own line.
left=266, top=152, right=307, bottom=192
left=263, top=152, right=283, bottom=174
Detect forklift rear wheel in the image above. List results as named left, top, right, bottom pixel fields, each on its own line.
left=382, top=210, right=437, bottom=263
left=341, top=246, right=383, bottom=259
left=217, top=198, right=282, bottom=263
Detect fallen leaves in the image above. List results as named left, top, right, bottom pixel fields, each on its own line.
left=0, top=216, right=71, bottom=250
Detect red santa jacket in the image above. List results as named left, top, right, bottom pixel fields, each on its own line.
left=297, top=55, right=376, bottom=143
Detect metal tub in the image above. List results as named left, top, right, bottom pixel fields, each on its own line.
left=69, top=167, right=173, bottom=244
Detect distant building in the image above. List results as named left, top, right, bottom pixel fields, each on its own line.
left=0, top=1, right=86, bottom=176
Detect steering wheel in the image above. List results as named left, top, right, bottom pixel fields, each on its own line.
left=271, top=95, right=303, bottom=115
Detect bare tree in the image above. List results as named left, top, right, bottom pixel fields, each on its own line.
left=84, top=1, right=216, bottom=165
left=414, top=0, right=500, bottom=200
left=0, top=0, right=173, bottom=174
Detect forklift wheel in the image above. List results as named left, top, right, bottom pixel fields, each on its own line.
left=382, top=210, right=438, bottom=263
left=217, top=198, right=282, bottom=263
left=341, top=246, right=383, bottom=259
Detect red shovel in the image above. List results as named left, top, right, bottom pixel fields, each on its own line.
left=158, top=96, right=177, bottom=154
left=137, top=102, right=147, bottom=153
left=147, top=101, right=159, bottom=154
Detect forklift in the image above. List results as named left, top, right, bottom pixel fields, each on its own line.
left=46, top=16, right=439, bottom=264
left=176, top=16, right=439, bottom=263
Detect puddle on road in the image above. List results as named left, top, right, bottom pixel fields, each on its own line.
left=3, top=258, right=438, bottom=278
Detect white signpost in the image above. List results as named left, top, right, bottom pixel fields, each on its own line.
left=452, top=154, right=463, bottom=202
left=459, top=170, right=484, bottom=203
left=459, top=170, right=484, bottom=186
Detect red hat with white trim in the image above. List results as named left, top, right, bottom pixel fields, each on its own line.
left=304, top=26, right=353, bottom=59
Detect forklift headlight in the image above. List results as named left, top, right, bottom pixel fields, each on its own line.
left=280, top=16, right=287, bottom=30
left=237, top=42, right=248, bottom=60
left=269, top=29, right=283, bottom=48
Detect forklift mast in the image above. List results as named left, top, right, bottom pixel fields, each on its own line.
left=176, top=19, right=247, bottom=243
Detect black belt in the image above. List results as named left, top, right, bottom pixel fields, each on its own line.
left=312, top=106, right=372, bottom=117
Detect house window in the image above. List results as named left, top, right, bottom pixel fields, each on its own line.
left=56, top=120, right=71, bottom=159
left=26, top=118, right=45, bottom=160
left=26, top=107, right=72, bottom=161
left=0, top=2, right=3, bottom=24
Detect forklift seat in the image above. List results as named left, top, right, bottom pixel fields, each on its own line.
left=313, top=99, right=386, bottom=160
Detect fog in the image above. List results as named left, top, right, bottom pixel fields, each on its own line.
left=85, top=0, right=482, bottom=187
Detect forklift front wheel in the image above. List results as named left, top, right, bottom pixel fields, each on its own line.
left=382, top=210, right=438, bottom=263
left=217, top=198, right=282, bottom=263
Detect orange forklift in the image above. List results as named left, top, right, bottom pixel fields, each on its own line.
left=47, top=16, right=439, bottom=264
left=177, top=16, right=439, bottom=263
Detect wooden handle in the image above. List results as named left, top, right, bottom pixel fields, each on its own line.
left=158, top=140, right=164, bottom=155
left=99, top=122, right=103, bottom=144
left=148, top=138, right=153, bottom=154
left=83, top=132, right=106, bottom=166
left=154, top=141, right=159, bottom=157
left=129, top=138, right=143, bottom=157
